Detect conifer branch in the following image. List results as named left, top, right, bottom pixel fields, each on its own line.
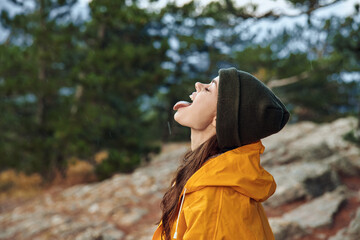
left=224, top=0, right=342, bottom=20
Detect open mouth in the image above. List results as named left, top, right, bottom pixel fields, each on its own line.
left=173, top=92, right=195, bottom=111
left=173, top=101, right=191, bottom=110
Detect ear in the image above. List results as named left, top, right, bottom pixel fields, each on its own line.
left=211, top=116, right=216, bottom=128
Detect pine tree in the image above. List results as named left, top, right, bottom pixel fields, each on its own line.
left=0, top=0, right=81, bottom=179
left=73, top=0, right=169, bottom=179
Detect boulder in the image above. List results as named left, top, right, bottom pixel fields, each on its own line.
left=281, top=187, right=347, bottom=229
left=324, top=147, right=360, bottom=176
left=329, top=206, right=360, bottom=240
left=266, top=162, right=340, bottom=207
left=269, top=218, right=307, bottom=240
left=0, top=118, right=358, bottom=240
left=261, top=117, right=357, bottom=166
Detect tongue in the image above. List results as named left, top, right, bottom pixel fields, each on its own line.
left=173, top=101, right=191, bottom=110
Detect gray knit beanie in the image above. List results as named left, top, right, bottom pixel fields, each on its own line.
left=216, top=67, right=290, bottom=150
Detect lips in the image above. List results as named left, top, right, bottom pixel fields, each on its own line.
left=173, top=101, right=191, bottom=110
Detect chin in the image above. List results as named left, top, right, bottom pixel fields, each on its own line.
left=174, top=111, right=184, bottom=125
left=174, top=109, right=191, bottom=128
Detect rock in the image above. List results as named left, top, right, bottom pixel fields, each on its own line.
left=261, top=117, right=357, bottom=166
left=266, top=162, right=340, bottom=207
left=113, top=207, right=148, bottom=227
left=151, top=143, right=189, bottom=164
left=0, top=118, right=358, bottom=240
left=131, top=171, right=158, bottom=196
left=347, top=207, right=360, bottom=237
left=130, top=144, right=188, bottom=197
left=74, top=223, right=124, bottom=240
left=0, top=210, right=66, bottom=239
left=281, top=187, right=347, bottom=229
left=0, top=224, right=17, bottom=239
left=303, top=168, right=340, bottom=197
left=124, top=224, right=158, bottom=240
left=329, top=228, right=348, bottom=240
left=262, top=121, right=317, bottom=153
left=269, top=218, right=307, bottom=240
left=50, top=221, right=98, bottom=239
left=0, top=141, right=186, bottom=240
left=329, top=207, right=360, bottom=240
left=327, top=146, right=360, bottom=176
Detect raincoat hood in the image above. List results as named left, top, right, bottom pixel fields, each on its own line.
left=152, top=141, right=276, bottom=240
left=184, top=140, right=275, bottom=202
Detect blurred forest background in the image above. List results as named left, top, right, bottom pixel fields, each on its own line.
left=0, top=0, right=359, bottom=190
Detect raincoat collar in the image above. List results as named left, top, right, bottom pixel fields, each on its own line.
left=182, top=140, right=275, bottom=202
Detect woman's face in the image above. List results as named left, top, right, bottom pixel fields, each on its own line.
left=174, top=76, right=219, bottom=130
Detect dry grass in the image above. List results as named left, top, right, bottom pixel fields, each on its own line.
left=65, top=157, right=98, bottom=185
left=0, top=169, right=42, bottom=202
left=0, top=155, right=101, bottom=202
left=94, top=150, right=109, bottom=164
left=0, top=148, right=161, bottom=202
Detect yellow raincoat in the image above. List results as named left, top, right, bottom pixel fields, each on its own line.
left=152, top=141, right=276, bottom=240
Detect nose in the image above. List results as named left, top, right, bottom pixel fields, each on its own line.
left=195, top=82, right=202, bottom=92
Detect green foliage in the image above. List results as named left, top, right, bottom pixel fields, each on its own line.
left=243, top=14, right=360, bottom=122
left=95, top=149, right=141, bottom=180
left=70, top=0, right=170, bottom=177
left=0, top=0, right=169, bottom=180
left=0, top=0, right=359, bottom=180
left=0, top=0, right=80, bottom=178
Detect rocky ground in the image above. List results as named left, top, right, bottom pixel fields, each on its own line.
left=0, top=117, right=359, bottom=240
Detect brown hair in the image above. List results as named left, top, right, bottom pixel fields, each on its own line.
left=157, top=135, right=225, bottom=240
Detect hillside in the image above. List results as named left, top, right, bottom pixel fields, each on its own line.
left=0, top=117, right=359, bottom=240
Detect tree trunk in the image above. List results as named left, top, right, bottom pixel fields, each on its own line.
left=356, top=104, right=360, bottom=140
left=36, top=0, right=46, bottom=126
left=37, top=0, right=66, bottom=181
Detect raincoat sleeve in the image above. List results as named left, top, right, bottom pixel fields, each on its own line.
left=182, top=187, right=274, bottom=240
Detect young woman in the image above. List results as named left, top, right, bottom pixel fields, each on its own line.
left=152, top=67, right=290, bottom=240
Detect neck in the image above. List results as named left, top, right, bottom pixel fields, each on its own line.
left=190, top=127, right=216, bottom=151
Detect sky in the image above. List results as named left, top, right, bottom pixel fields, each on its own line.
left=1, top=0, right=358, bottom=43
